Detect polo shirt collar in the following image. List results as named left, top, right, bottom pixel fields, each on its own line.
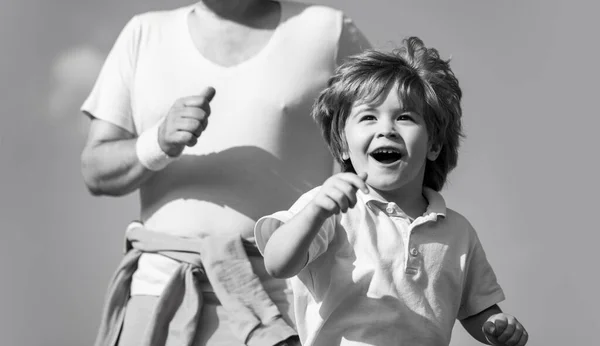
left=422, top=187, right=447, bottom=219
left=358, top=187, right=447, bottom=220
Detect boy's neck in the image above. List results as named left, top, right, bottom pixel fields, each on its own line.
left=368, top=184, right=428, bottom=220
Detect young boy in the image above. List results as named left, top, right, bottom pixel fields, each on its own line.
left=254, top=37, right=528, bottom=346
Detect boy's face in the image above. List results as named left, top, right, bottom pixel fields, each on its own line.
left=343, top=84, right=440, bottom=195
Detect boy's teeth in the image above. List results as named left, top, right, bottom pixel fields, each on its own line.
left=371, top=148, right=402, bottom=164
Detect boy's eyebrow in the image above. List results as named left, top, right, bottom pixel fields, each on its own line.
left=350, top=101, right=422, bottom=116
left=353, top=105, right=421, bottom=114
left=398, top=107, right=421, bottom=114
left=352, top=104, right=378, bottom=112
left=349, top=104, right=379, bottom=117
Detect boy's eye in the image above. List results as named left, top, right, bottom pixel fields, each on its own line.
left=360, top=115, right=376, bottom=121
left=397, top=114, right=414, bottom=121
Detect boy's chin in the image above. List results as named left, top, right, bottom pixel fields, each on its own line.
left=366, top=178, right=404, bottom=192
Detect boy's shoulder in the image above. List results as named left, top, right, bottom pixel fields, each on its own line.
left=424, top=188, right=474, bottom=232
left=444, top=207, right=471, bottom=226
left=438, top=207, right=481, bottom=241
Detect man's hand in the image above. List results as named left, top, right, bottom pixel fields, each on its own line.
left=483, top=313, right=528, bottom=346
left=310, top=172, right=369, bottom=218
left=158, top=87, right=216, bottom=157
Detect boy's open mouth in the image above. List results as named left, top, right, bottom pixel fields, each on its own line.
left=370, top=148, right=402, bottom=164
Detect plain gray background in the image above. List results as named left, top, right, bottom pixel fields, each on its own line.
left=1, top=0, right=598, bottom=345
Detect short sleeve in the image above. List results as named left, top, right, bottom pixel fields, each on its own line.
left=458, top=228, right=506, bottom=320
left=254, top=187, right=336, bottom=265
left=81, top=16, right=141, bottom=134
left=335, top=15, right=371, bottom=66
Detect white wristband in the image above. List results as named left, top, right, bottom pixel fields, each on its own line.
left=135, top=120, right=178, bottom=171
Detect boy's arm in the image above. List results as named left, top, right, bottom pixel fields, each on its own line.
left=460, top=304, right=503, bottom=344
left=262, top=172, right=369, bottom=279
left=456, top=220, right=529, bottom=345
left=262, top=202, right=330, bottom=278
left=460, top=304, right=529, bottom=345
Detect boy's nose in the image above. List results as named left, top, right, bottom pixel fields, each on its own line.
left=376, top=121, right=399, bottom=138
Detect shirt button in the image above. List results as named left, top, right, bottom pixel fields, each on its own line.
left=405, top=267, right=418, bottom=275
left=410, top=248, right=419, bottom=256
left=386, top=207, right=394, bottom=214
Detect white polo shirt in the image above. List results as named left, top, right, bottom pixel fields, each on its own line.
left=255, top=187, right=505, bottom=346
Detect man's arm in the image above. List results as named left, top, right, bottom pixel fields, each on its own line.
left=336, top=15, right=371, bottom=66
left=81, top=88, right=216, bottom=197
left=81, top=118, right=152, bottom=196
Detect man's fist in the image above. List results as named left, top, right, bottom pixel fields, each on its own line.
left=158, top=87, right=216, bottom=157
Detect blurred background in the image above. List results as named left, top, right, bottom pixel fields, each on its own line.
left=1, top=0, right=598, bottom=345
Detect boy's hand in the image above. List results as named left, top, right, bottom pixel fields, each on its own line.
left=158, top=87, right=216, bottom=157
left=482, top=313, right=528, bottom=346
left=311, top=172, right=369, bottom=218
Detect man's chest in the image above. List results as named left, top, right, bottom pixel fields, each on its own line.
left=189, top=27, right=277, bottom=67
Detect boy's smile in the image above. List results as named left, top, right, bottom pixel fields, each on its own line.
left=343, top=83, right=440, bottom=199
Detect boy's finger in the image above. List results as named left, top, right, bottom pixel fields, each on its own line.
left=482, top=321, right=496, bottom=336
left=319, top=195, right=339, bottom=214
left=339, top=173, right=369, bottom=194
left=334, top=193, right=350, bottom=213
left=326, top=196, right=341, bottom=215
left=483, top=334, right=499, bottom=346
left=505, top=325, right=523, bottom=346
left=496, top=320, right=514, bottom=343
left=325, top=188, right=348, bottom=213
left=493, top=318, right=509, bottom=336
left=337, top=182, right=358, bottom=209
left=332, top=179, right=359, bottom=197
left=516, top=330, right=528, bottom=346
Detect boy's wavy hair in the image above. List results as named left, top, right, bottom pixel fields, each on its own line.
left=312, top=37, right=464, bottom=191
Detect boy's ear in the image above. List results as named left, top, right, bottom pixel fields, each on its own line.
left=427, top=143, right=441, bottom=161
left=342, top=152, right=350, bottom=160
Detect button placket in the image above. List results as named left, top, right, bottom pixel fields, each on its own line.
left=405, top=243, right=420, bottom=274
left=404, top=213, right=439, bottom=276
left=405, top=221, right=424, bottom=275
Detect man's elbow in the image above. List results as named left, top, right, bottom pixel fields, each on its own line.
left=85, top=182, right=103, bottom=196
left=81, top=163, right=102, bottom=196
left=81, top=154, right=103, bottom=195
left=81, top=176, right=131, bottom=197
left=82, top=179, right=130, bottom=197
left=80, top=161, right=125, bottom=197
left=81, top=171, right=109, bottom=196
